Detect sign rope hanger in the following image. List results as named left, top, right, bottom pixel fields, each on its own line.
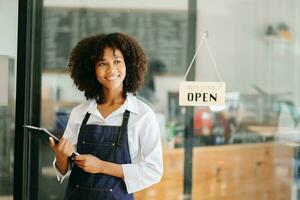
left=179, top=31, right=226, bottom=107
left=183, top=31, right=223, bottom=82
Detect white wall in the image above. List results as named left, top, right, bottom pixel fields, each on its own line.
left=0, top=0, right=18, bottom=104
left=195, top=0, right=300, bottom=104
left=0, top=0, right=18, bottom=59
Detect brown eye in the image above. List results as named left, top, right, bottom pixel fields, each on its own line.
left=98, top=63, right=106, bottom=67
left=114, top=60, right=121, bottom=64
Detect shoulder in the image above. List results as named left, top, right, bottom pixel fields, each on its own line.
left=127, top=94, right=155, bottom=118
left=136, top=98, right=155, bottom=115
left=68, top=100, right=94, bottom=123
left=131, top=96, right=159, bottom=128
left=71, top=100, right=92, bottom=113
left=131, top=97, right=161, bottom=138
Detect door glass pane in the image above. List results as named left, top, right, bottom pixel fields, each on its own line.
left=37, top=0, right=300, bottom=200
left=0, top=56, right=15, bottom=200
left=0, top=1, right=18, bottom=199
left=192, top=0, right=300, bottom=199
left=40, top=1, right=188, bottom=199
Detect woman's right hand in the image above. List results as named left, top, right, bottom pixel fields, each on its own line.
left=49, top=137, right=75, bottom=161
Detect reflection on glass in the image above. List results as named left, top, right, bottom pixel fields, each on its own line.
left=190, top=0, right=300, bottom=199
left=40, top=1, right=188, bottom=200
left=0, top=56, right=15, bottom=200
left=37, top=0, right=300, bottom=200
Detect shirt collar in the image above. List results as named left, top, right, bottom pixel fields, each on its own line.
left=82, top=93, right=139, bottom=116
left=124, top=93, right=139, bottom=114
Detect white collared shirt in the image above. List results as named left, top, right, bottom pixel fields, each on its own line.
left=53, top=94, right=163, bottom=193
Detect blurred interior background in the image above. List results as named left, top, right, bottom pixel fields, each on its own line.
left=1, top=0, right=300, bottom=199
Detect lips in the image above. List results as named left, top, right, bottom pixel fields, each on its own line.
left=105, top=74, right=120, bottom=80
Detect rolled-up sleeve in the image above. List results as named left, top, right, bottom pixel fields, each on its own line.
left=53, top=158, right=71, bottom=183
left=122, top=112, right=163, bottom=193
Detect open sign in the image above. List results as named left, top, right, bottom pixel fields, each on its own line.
left=179, top=81, right=225, bottom=106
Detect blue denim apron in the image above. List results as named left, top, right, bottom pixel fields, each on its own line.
left=64, top=110, right=134, bottom=200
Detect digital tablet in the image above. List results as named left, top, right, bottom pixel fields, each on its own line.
left=23, top=125, right=79, bottom=157
left=23, top=125, right=60, bottom=143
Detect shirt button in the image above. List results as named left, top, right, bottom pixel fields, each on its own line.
left=82, top=141, right=85, bottom=144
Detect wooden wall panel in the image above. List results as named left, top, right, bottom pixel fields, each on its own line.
left=135, top=142, right=295, bottom=200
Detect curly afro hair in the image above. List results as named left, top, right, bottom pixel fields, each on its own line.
left=68, top=32, right=148, bottom=103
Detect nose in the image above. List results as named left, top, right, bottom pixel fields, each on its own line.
left=105, top=62, right=117, bottom=73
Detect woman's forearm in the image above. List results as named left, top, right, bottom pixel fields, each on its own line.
left=55, top=157, right=69, bottom=175
left=100, top=160, right=124, bottom=178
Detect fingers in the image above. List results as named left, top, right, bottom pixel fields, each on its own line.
left=75, top=161, right=85, bottom=170
left=68, top=143, right=76, bottom=157
left=74, top=155, right=90, bottom=170
left=74, top=155, right=101, bottom=174
left=54, top=137, right=75, bottom=159
left=74, top=155, right=89, bottom=166
left=74, top=156, right=84, bottom=167
left=66, top=143, right=74, bottom=156
left=74, top=155, right=86, bottom=161
left=48, top=137, right=55, bottom=148
left=58, top=138, right=67, bottom=152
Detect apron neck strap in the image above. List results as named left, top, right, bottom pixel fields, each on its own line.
left=81, top=112, right=91, bottom=126
left=80, top=110, right=130, bottom=146
left=116, top=110, right=130, bottom=146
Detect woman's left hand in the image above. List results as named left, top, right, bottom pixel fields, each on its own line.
left=74, top=154, right=103, bottom=173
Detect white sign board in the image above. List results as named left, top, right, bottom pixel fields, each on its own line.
left=0, top=56, right=9, bottom=106
left=179, top=81, right=226, bottom=106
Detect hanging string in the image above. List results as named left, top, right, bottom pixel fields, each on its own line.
left=183, top=31, right=223, bottom=82
left=204, top=36, right=223, bottom=82
left=183, top=32, right=206, bottom=81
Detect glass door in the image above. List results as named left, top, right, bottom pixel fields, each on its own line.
left=19, top=0, right=300, bottom=200
left=37, top=0, right=192, bottom=199
left=191, top=0, right=300, bottom=199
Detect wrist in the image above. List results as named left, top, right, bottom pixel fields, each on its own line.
left=97, top=159, right=105, bottom=174
left=56, top=154, right=68, bottom=163
left=55, top=159, right=69, bottom=175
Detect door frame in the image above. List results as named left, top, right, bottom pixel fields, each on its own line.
left=14, top=0, right=43, bottom=199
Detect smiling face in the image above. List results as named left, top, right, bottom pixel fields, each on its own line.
left=95, top=47, right=126, bottom=93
